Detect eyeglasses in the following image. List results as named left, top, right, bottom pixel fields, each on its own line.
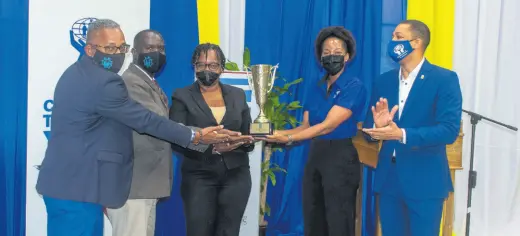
left=92, top=43, right=131, bottom=54
left=194, top=62, right=221, bottom=71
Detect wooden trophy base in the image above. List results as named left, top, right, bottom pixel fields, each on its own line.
left=250, top=122, right=273, bottom=138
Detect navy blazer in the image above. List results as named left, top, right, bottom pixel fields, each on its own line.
left=36, top=56, right=193, bottom=208
left=363, top=60, right=463, bottom=199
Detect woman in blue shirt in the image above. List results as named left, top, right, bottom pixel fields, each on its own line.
left=262, top=26, right=366, bottom=236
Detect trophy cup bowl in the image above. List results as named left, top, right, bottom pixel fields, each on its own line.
left=246, top=64, right=278, bottom=137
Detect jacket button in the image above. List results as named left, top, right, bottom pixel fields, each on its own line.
left=391, top=156, right=396, bottom=163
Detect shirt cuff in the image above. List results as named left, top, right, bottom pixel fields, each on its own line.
left=400, top=128, right=406, bottom=144
left=190, top=130, right=195, bottom=141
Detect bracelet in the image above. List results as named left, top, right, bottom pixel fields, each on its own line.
left=286, top=134, right=294, bottom=145
left=212, top=148, right=221, bottom=155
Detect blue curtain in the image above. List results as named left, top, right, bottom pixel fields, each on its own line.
left=150, top=2, right=199, bottom=236
left=245, top=0, right=383, bottom=235
left=380, top=0, right=408, bottom=74
left=361, top=1, right=407, bottom=236
left=0, top=0, right=29, bottom=235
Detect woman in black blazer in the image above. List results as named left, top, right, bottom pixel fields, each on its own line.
left=169, top=43, right=254, bottom=236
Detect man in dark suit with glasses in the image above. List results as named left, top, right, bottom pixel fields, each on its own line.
left=36, top=19, right=235, bottom=236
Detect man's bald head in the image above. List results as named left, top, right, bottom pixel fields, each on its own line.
left=84, top=19, right=126, bottom=57
left=86, top=19, right=121, bottom=44
left=133, top=30, right=164, bottom=51
left=132, top=30, right=165, bottom=63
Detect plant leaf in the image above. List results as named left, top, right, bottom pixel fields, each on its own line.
left=283, top=78, right=303, bottom=90
left=225, top=61, right=240, bottom=71
left=268, top=172, right=276, bottom=186
left=287, top=101, right=303, bottom=110
left=288, top=116, right=298, bottom=127
left=272, top=164, right=288, bottom=173
left=243, top=47, right=251, bottom=69
left=265, top=203, right=271, bottom=216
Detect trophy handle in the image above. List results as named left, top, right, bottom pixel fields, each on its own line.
left=268, top=63, right=279, bottom=93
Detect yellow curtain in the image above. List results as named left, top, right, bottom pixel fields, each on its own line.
left=196, top=0, right=220, bottom=44
left=407, top=1, right=456, bottom=235
left=407, top=0, right=455, bottom=70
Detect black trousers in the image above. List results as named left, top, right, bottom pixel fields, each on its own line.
left=303, top=138, right=360, bottom=236
left=181, top=157, right=251, bottom=236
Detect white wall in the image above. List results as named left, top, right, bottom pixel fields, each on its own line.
left=26, top=0, right=150, bottom=235
left=453, top=0, right=520, bottom=235
left=219, top=2, right=261, bottom=234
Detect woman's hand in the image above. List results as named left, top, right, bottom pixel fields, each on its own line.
left=213, top=141, right=246, bottom=154
left=228, top=135, right=254, bottom=144
left=256, top=133, right=290, bottom=143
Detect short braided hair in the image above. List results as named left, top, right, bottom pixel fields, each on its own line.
left=191, top=43, right=226, bottom=69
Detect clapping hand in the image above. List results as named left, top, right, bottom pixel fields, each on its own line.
left=362, top=121, right=403, bottom=141
left=372, top=98, right=398, bottom=128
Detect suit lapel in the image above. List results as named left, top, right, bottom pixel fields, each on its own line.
left=385, top=70, right=400, bottom=123
left=129, top=64, right=169, bottom=109
left=400, top=60, right=433, bottom=120
left=156, top=88, right=169, bottom=110
left=220, top=84, right=234, bottom=126
left=190, top=83, right=217, bottom=124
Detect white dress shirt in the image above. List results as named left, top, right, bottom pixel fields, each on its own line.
left=397, top=57, right=425, bottom=145
left=135, top=64, right=155, bottom=81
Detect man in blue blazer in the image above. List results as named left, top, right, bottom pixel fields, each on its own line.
left=36, top=19, right=235, bottom=236
left=363, top=20, right=462, bottom=236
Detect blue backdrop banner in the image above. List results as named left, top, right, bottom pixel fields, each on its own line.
left=362, top=1, right=407, bottom=235
left=150, top=1, right=199, bottom=235
left=0, top=0, right=29, bottom=235
left=245, top=0, right=383, bottom=235
left=0, top=0, right=407, bottom=234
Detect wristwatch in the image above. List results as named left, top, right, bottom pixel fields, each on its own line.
left=286, top=134, right=294, bottom=145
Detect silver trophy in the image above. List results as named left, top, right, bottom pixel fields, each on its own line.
left=246, top=64, right=278, bottom=137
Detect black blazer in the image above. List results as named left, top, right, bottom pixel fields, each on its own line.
left=169, top=82, right=254, bottom=169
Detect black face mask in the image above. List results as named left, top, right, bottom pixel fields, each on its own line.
left=321, top=55, right=345, bottom=76
left=137, top=51, right=167, bottom=74
left=92, top=51, right=125, bottom=73
left=196, top=71, right=220, bottom=86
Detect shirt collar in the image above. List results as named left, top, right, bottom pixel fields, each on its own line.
left=399, top=57, right=425, bottom=81
left=321, top=71, right=352, bottom=88
left=317, top=72, right=352, bottom=98
left=134, top=64, right=154, bottom=81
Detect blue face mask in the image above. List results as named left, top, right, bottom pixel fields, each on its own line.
left=387, top=40, right=414, bottom=62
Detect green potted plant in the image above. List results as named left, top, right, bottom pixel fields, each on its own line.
left=226, top=48, right=304, bottom=235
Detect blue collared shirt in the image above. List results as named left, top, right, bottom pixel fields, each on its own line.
left=303, top=73, right=367, bottom=140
